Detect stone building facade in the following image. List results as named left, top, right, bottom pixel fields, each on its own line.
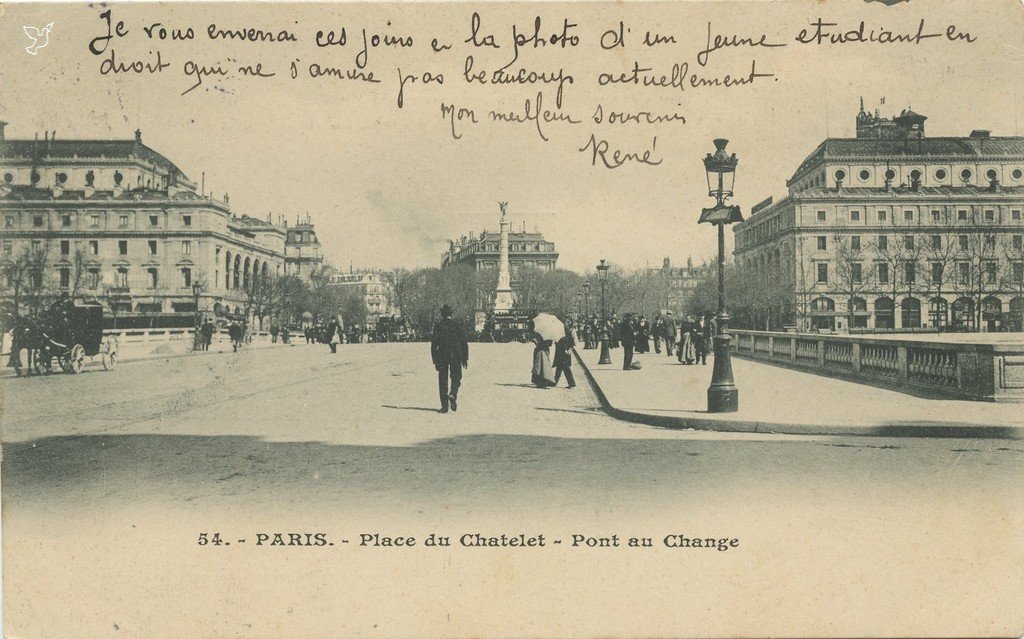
left=0, top=123, right=322, bottom=324
left=733, top=105, right=1024, bottom=332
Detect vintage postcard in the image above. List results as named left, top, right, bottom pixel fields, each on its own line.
left=1, top=0, right=1023, bottom=637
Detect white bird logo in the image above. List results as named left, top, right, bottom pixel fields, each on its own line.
left=24, top=22, right=54, bottom=55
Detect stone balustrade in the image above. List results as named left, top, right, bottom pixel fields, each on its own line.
left=731, top=330, right=1024, bottom=403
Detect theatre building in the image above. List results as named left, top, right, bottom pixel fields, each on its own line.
left=733, top=103, right=1024, bottom=332
left=0, top=122, right=320, bottom=326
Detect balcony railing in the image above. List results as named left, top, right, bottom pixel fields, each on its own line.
left=731, top=329, right=1024, bottom=402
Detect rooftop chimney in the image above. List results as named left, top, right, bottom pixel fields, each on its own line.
left=969, top=130, right=991, bottom=139
left=135, top=129, right=142, bottom=142
left=0, top=121, right=7, bottom=140
left=990, top=178, right=1001, bottom=193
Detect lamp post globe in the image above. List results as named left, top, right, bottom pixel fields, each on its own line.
left=699, top=138, right=743, bottom=413
left=596, top=259, right=612, bottom=365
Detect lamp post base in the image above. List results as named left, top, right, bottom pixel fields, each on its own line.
left=598, top=339, right=612, bottom=365
left=706, top=333, right=739, bottom=413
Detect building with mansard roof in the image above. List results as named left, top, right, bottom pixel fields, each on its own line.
left=733, top=103, right=1024, bottom=333
left=0, top=122, right=324, bottom=326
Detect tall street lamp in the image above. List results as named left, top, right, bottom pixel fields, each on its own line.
left=583, top=281, right=591, bottom=316
left=699, top=138, right=744, bottom=413
left=597, top=259, right=612, bottom=365
left=576, top=290, right=583, bottom=319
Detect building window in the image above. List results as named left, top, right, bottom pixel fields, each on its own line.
left=119, top=214, right=129, bottom=227
left=904, top=235, right=915, bottom=250
left=90, top=214, right=100, bottom=227
left=2, top=241, right=11, bottom=255
left=61, top=214, right=72, bottom=227
left=60, top=240, right=70, bottom=255
left=816, top=262, right=828, bottom=284
left=904, top=261, right=916, bottom=284
left=149, top=214, right=159, bottom=226
left=182, top=240, right=191, bottom=255
left=4, top=216, right=13, bottom=228
left=33, top=215, right=44, bottom=227
left=960, top=168, right=972, bottom=182
left=181, top=267, right=192, bottom=288
left=935, top=168, right=947, bottom=180
left=904, top=210, right=913, bottom=221
left=851, top=236, right=861, bottom=251
left=89, top=240, right=99, bottom=256
left=147, top=268, right=159, bottom=288
left=984, top=235, right=995, bottom=250
left=885, top=168, right=896, bottom=180
left=1013, top=210, right=1022, bottom=220
left=859, top=169, right=870, bottom=181
left=816, top=236, right=827, bottom=250
left=31, top=239, right=42, bottom=252
left=182, top=214, right=192, bottom=227
left=119, top=240, right=128, bottom=255
left=149, top=240, right=157, bottom=256
left=851, top=262, right=862, bottom=283
left=931, top=262, right=943, bottom=283
left=878, top=263, right=889, bottom=284
left=59, top=268, right=70, bottom=289
left=877, top=235, right=888, bottom=251
left=1014, top=262, right=1024, bottom=283
left=931, top=210, right=941, bottom=222
left=1014, top=235, right=1023, bottom=250
left=1014, top=169, right=1024, bottom=180
left=985, top=209, right=995, bottom=221
left=958, top=262, right=970, bottom=284
left=985, top=261, right=997, bottom=283
left=986, top=169, right=998, bottom=181
left=850, top=210, right=860, bottom=222
left=958, top=210, right=968, bottom=221
left=816, top=210, right=826, bottom=222
left=88, top=268, right=100, bottom=289
left=877, top=210, right=888, bottom=222
left=930, top=235, right=941, bottom=250
left=958, top=235, right=969, bottom=251
left=116, top=267, right=129, bottom=288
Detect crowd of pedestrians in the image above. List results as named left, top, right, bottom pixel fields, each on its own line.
left=575, top=312, right=717, bottom=370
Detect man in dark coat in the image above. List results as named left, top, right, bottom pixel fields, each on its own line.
left=619, top=315, right=636, bottom=370
left=553, top=326, right=576, bottom=388
left=431, top=304, right=469, bottom=413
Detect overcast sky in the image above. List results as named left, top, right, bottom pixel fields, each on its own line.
left=3, top=1, right=1022, bottom=273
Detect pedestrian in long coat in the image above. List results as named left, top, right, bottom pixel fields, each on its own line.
left=619, top=315, right=636, bottom=370
left=431, top=304, right=469, bottom=413
left=552, top=327, right=576, bottom=388
left=663, top=314, right=677, bottom=358
left=636, top=316, right=651, bottom=354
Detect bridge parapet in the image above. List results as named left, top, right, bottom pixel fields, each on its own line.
left=731, top=330, right=1024, bottom=403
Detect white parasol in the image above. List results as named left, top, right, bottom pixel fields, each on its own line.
left=532, top=313, right=566, bottom=342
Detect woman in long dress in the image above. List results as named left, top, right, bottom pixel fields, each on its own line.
left=531, top=336, right=556, bottom=388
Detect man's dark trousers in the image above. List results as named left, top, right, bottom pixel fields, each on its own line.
left=622, top=344, right=634, bottom=370
left=438, top=362, right=462, bottom=409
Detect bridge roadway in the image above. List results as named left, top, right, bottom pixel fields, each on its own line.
left=2, top=342, right=1022, bottom=637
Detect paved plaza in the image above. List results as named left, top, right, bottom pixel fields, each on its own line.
left=2, top=342, right=1023, bottom=637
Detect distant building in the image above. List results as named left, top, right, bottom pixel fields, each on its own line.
left=327, top=270, right=394, bottom=319
left=653, top=257, right=709, bottom=316
left=733, top=103, right=1024, bottom=332
left=284, top=214, right=324, bottom=276
left=0, top=122, right=325, bottom=324
left=442, top=222, right=558, bottom=273
left=442, top=221, right=559, bottom=313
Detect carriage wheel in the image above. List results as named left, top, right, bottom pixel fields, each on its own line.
left=68, top=344, right=86, bottom=374
left=102, top=342, right=118, bottom=371
left=33, top=350, right=52, bottom=375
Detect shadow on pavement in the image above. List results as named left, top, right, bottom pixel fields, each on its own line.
left=4, top=432, right=1019, bottom=513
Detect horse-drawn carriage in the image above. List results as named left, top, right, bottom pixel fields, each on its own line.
left=6, top=302, right=118, bottom=376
